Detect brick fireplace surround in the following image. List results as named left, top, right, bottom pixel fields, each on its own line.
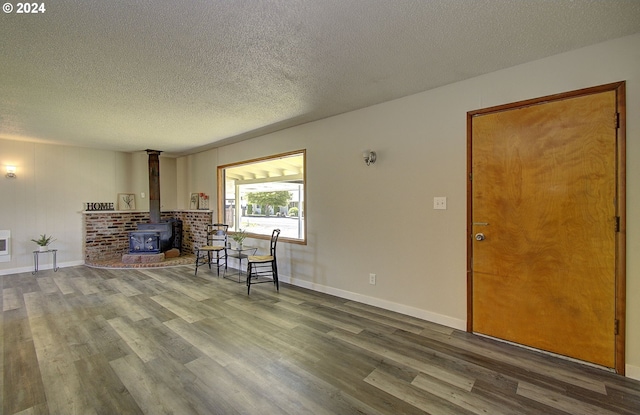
left=83, top=210, right=213, bottom=264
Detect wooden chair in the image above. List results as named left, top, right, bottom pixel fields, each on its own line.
left=194, top=224, right=228, bottom=276
left=246, top=229, right=280, bottom=294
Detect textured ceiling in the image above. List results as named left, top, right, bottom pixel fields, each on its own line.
left=1, top=1, right=639, bottom=156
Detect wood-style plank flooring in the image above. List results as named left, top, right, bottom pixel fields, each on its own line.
left=2, top=265, right=640, bottom=414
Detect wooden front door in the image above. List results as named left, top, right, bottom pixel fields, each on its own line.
left=467, top=83, right=626, bottom=372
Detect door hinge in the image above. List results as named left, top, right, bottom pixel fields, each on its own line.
left=615, top=216, right=620, bottom=232
left=615, top=112, right=620, bottom=129
left=469, top=172, right=473, bottom=181
left=614, top=319, right=619, bottom=335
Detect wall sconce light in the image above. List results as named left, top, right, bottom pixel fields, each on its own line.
left=5, top=166, right=16, bottom=178
left=363, top=150, right=377, bottom=166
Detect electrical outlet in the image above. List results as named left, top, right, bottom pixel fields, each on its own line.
left=433, top=196, right=447, bottom=210
left=369, top=273, right=376, bottom=285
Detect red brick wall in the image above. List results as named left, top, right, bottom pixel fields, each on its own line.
left=83, top=211, right=213, bottom=262
left=165, top=211, right=214, bottom=254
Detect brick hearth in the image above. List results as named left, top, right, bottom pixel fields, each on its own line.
left=83, top=210, right=213, bottom=264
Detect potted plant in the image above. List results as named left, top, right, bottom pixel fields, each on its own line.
left=231, top=229, right=247, bottom=249
left=31, top=234, right=56, bottom=252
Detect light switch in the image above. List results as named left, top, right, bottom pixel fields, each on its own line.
left=433, top=197, right=447, bottom=210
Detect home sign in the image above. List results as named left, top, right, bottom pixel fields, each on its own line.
left=85, top=202, right=115, bottom=211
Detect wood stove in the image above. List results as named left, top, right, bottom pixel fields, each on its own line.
left=129, top=232, right=161, bottom=253
left=128, top=220, right=182, bottom=254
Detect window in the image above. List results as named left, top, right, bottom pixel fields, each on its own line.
left=217, top=150, right=306, bottom=244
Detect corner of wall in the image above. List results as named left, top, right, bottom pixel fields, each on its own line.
left=625, top=364, right=640, bottom=381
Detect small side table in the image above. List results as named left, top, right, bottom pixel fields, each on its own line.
left=33, top=249, right=59, bottom=274
left=224, top=246, right=257, bottom=282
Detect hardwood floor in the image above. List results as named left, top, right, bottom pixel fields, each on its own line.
left=2, top=265, right=639, bottom=415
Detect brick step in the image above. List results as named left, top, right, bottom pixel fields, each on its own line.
left=122, top=253, right=165, bottom=264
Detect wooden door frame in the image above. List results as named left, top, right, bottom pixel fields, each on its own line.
left=466, top=82, right=626, bottom=374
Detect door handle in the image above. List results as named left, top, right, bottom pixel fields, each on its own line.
left=475, top=233, right=485, bottom=241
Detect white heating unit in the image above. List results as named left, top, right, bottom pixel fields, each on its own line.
left=0, top=230, right=10, bottom=262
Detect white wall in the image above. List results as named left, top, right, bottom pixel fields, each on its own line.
left=181, top=33, right=640, bottom=376
left=128, top=152, right=179, bottom=212
left=176, top=150, right=218, bottom=211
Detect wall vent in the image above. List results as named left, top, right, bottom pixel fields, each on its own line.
left=0, top=230, right=10, bottom=262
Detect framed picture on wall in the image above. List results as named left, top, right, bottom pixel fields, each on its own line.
left=190, top=193, right=199, bottom=210
left=118, top=193, right=136, bottom=210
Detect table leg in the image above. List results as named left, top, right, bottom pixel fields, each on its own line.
left=53, top=250, right=58, bottom=272
left=33, top=251, right=39, bottom=274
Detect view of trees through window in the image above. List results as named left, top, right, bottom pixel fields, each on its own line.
left=217, top=151, right=306, bottom=243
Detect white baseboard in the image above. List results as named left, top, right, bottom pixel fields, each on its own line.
left=0, top=260, right=84, bottom=276
left=280, top=275, right=466, bottom=331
